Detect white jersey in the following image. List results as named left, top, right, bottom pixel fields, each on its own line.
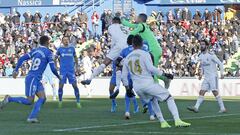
left=43, top=64, right=54, bottom=77
left=122, top=49, right=163, bottom=90
left=108, top=23, right=128, bottom=50
left=198, top=52, right=224, bottom=77
left=82, top=56, right=92, bottom=74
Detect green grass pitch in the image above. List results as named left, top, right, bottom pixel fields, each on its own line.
left=0, top=97, right=240, bottom=135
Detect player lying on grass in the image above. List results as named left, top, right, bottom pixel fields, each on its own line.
left=122, top=35, right=191, bottom=128
left=111, top=35, right=155, bottom=120
left=121, top=13, right=171, bottom=89
left=0, top=36, right=61, bottom=123
left=187, top=41, right=226, bottom=113
left=55, top=36, right=81, bottom=108
left=81, top=17, right=128, bottom=85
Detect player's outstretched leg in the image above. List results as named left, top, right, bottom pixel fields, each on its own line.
left=132, top=96, right=139, bottom=113
left=187, top=90, right=206, bottom=113
left=151, top=98, right=171, bottom=128
left=165, top=95, right=191, bottom=127
left=72, top=83, right=81, bottom=108
left=27, top=91, right=46, bottom=123
left=125, top=94, right=131, bottom=119
left=0, top=95, right=33, bottom=110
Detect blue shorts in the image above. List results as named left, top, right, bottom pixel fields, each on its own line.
left=110, top=70, right=133, bottom=88
left=25, top=75, right=44, bottom=97
left=60, top=71, right=76, bottom=84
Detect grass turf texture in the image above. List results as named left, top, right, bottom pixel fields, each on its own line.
left=0, top=97, right=240, bottom=135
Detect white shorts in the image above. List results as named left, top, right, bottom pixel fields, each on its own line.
left=42, top=75, right=55, bottom=85
left=201, top=76, right=219, bottom=91
left=134, top=83, right=170, bottom=103
left=82, top=72, right=92, bottom=80
left=106, top=46, right=122, bottom=61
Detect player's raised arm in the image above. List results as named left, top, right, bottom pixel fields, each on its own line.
left=13, top=53, right=32, bottom=78
left=121, top=18, right=137, bottom=28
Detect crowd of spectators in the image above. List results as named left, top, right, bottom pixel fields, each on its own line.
left=0, top=7, right=239, bottom=77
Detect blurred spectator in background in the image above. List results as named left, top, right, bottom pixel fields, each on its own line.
left=213, top=7, right=222, bottom=23
left=32, top=11, right=42, bottom=25
left=225, top=8, right=236, bottom=20
left=100, top=9, right=107, bottom=35
left=23, top=11, right=33, bottom=27
left=182, top=7, right=192, bottom=21
left=91, top=11, right=99, bottom=37
left=203, top=8, right=212, bottom=22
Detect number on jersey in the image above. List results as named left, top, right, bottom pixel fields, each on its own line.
left=128, top=59, right=142, bottom=75
left=31, top=58, right=41, bottom=71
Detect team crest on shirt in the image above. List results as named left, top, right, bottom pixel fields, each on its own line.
left=68, top=49, right=72, bottom=52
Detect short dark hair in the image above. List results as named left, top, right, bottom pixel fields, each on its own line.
left=39, top=36, right=49, bottom=45
left=139, top=13, right=148, bottom=22
left=127, top=35, right=134, bottom=45
left=62, top=36, right=70, bottom=41
left=132, top=35, right=143, bottom=48
left=112, top=17, right=121, bottom=24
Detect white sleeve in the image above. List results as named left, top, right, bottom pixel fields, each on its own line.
left=143, top=53, right=163, bottom=76
left=212, top=54, right=224, bottom=75
left=108, top=25, right=117, bottom=46
left=122, top=60, right=129, bottom=86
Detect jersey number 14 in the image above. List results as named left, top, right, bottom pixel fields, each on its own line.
left=128, top=59, right=142, bottom=75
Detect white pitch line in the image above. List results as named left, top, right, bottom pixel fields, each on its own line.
left=53, top=113, right=240, bottom=132
left=71, top=130, right=240, bottom=135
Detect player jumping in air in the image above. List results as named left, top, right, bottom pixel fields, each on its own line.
left=0, top=36, right=61, bottom=123
left=187, top=41, right=227, bottom=113
left=122, top=35, right=191, bottom=128
left=56, top=36, right=81, bottom=108
left=121, top=13, right=171, bottom=88
left=81, top=17, right=128, bottom=85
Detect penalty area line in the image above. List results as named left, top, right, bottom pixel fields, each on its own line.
left=53, top=113, right=240, bottom=132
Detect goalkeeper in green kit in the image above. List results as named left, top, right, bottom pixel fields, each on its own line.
left=121, top=13, right=171, bottom=88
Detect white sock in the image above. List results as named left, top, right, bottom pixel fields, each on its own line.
left=194, top=95, right=204, bottom=110
left=216, top=95, right=225, bottom=110
left=90, top=64, right=106, bottom=79
left=52, top=85, right=56, bottom=98
left=115, top=70, right=121, bottom=90
left=166, top=96, right=180, bottom=120
left=151, top=98, right=165, bottom=123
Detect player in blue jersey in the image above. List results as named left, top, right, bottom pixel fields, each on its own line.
left=56, top=36, right=81, bottom=108
left=0, top=36, right=61, bottom=123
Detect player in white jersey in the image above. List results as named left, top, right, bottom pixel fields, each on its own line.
left=187, top=41, right=226, bottom=113
left=81, top=17, right=128, bottom=85
left=122, top=35, right=191, bottom=128
left=80, top=50, right=93, bottom=97
left=42, top=63, right=57, bottom=100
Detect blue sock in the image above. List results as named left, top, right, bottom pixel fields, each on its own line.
left=131, top=96, right=138, bottom=111
left=112, top=99, right=116, bottom=106
left=148, top=102, right=154, bottom=116
left=125, top=95, right=130, bottom=113
left=8, top=97, right=32, bottom=105
left=28, top=98, right=45, bottom=119
left=74, top=87, right=80, bottom=103
left=58, top=88, right=63, bottom=102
